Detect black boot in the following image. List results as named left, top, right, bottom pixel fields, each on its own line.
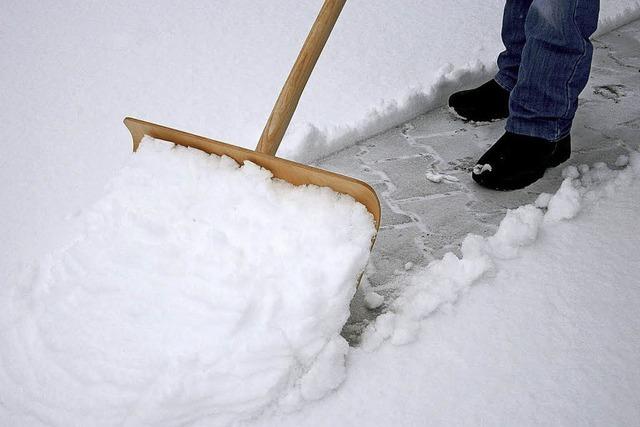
left=448, top=80, right=510, bottom=122
left=472, top=132, right=571, bottom=191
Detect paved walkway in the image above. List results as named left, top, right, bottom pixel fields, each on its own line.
left=314, top=19, right=640, bottom=343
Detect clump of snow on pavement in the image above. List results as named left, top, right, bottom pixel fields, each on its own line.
left=364, top=291, right=385, bottom=310
left=615, top=154, right=630, bottom=167
left=363, top=151, right=640, bottom=349
left=0, top=138, right=375, bottom=426
left=472, top=163, right=493, bottom=175
left=534, top=192, right=553, bottom=208
left=425, top=171, right=459, bottom=183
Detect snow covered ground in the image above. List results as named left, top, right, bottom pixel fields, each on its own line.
left=2, top=1, right=640, bottom=426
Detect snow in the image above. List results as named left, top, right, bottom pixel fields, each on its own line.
left=251, top=152, right=640, bottom=427
left=562, top=165, right=581, bottom=179
left=473, top=163, right=493, bottom=175
left=364, top=291, right=384, bottom=310
left=2, top=2, right=640, bottom=425
left=0, top=138, right=376, bottom=426
left=616, top=154, right=630, bottom=167
left=534, top=192, right=553, bottom=208
left=544, top=179, right=582, bottom=224
left=425, top=171, right=459, bottom=183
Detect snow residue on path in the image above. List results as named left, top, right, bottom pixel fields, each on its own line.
left=364, top=152, right=640, bottom=348
left=252, top=152, right=640, bottom=426
left=0, top=138, right=375, bottom=426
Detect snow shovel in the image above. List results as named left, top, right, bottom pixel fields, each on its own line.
left=124, top=0, right=380, bottom=246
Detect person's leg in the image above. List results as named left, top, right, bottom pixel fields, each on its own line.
left=448, top=0, right=534, bottom=122
left=494, top=0, right=535, bottom=92
left=472, top=0, right=600, bottom=190
left=506, top=0, right=600, bottom=141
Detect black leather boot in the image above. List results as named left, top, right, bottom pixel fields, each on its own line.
left=472, top=132, right=571, bottom=191
left=448, top=80, right=510, bottom=122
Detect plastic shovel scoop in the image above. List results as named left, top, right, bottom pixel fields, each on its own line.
left=124, top=1, right=380, bottom=256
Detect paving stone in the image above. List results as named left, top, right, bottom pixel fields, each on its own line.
left=371, top=182, right=414, bottom=227
left=396, top=193, right=495, bottom=246
left=313, top=146, right=383, bottom=184
left=404, top=107, right=463, bottom=138
left=599, top=26, right=640, bottom=69
left=377, top=155, right=459, bottom=200
left=570, top=146, right=632, bottom=169
left=571, top=112, right=618, bottom=152
left=418, top=131, right=494, bottom=170
left=367, top=225, right=425, bottom=286
left=357, top=129, right=424, bottom=164
left=469, top=185, right=537, bottom=211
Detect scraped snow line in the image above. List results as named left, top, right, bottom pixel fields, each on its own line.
left=363, top=151, right=640, bottom=349
left=281, top=62, right=492, bottom=163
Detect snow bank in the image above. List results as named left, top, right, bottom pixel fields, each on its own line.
left=363, top=151, right=640, bottom=349
left=0, top=138, right=375, bottom=426
left=595, top=2, right=640, bottom=36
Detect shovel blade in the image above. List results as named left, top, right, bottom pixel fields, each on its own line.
left=124, top=117, right=381, bottom=232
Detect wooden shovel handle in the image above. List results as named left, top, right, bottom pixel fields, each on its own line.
left=255, top=0, right=346, bottom=155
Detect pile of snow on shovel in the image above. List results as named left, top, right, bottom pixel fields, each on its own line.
left=0, top=138, right=376, bottom=426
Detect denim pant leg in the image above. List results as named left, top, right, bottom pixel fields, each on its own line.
left=495, top=0, right=534, bottom=91
left=506, top=0, right=600, bottom=141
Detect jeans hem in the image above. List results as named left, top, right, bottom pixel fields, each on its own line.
left=506, top=118, right=572, bottom=142
left=494, top=73, right=516, bottom=92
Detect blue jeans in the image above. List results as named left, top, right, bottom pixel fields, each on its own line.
left=494, top=0, right=600, bottom=141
